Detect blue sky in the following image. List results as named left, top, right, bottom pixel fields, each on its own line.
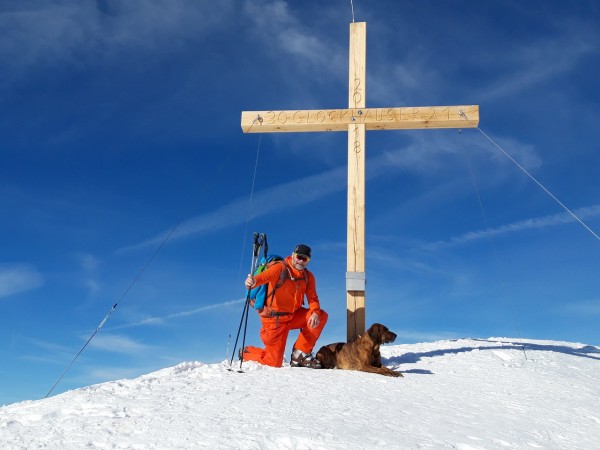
left=1, top=0, right=599, bottom=404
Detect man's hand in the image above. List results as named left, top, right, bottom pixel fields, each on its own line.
left=307, top=311, right=320, bottom=329
left=258, top=306, right=274, bottom=318
left=245, top=274, right=256, bottom=289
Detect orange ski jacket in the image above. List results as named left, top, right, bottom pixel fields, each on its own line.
left=253, top=256, right=320, bottom=314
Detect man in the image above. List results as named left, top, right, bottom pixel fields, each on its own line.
left=241, top=244, right=328, bottom=368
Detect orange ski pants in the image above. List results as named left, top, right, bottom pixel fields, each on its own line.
left=242, top=307, right=328, bottom=367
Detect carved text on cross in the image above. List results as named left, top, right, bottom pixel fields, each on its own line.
left=242, top=106, right=478, bottom=132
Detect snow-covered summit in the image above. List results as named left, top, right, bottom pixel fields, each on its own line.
left=2, top=338, right=599, bottom=449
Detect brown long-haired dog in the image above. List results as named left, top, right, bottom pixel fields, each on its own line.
left=316, top=323, right=402, bottom=377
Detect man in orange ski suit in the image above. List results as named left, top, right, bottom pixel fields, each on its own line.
left=241, top=244, right=328, bottom=368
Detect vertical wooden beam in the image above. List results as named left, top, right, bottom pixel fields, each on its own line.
left=347, top=22, right=366, bottom=342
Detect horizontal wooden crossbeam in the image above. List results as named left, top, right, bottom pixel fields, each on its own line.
left=241, top=105, right=479, bottom=133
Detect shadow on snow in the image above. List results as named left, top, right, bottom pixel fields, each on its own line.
left=383, top=338, right=600, bottom=375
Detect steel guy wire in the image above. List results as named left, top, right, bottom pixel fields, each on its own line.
left=45, top=144, right=236, bottom=398
left=459, top=110, right=600, bottom=243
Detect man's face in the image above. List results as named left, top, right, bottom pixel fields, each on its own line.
left=292, top=252, right=310, bottom=270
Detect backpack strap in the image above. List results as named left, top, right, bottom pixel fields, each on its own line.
left=301, top=269, right=309, bottom=306
left=266, top=262, right=309, bottom=308
left=265, top=262, right=289, bottom=307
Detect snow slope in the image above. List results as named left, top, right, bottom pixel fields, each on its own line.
left=2, top=338, right=599, bottom=449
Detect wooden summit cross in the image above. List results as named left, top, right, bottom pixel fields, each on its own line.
left=241, top=22, right=479, bottom=341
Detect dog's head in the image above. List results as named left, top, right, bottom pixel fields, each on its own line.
left=367, top=323, right=397, bottom=345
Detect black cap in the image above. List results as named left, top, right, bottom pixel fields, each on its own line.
left=294, top=244, right=312, bottom=258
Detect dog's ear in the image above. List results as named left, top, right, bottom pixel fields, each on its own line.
left=332, top=343, right=345, bottom=353
left=367, top=323, right=384, bottom=344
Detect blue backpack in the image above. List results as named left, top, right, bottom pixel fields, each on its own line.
left=249, top=254, right=285, bottom=310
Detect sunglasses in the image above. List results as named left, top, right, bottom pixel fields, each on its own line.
left=295, top=253, right=310, bottom=262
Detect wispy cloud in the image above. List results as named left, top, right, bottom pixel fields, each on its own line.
left=478, top=33, right=596, bottom=101
left=559, top=299, right=600, bottom=317
left=19, top=337, right=73, bottom=365
left=371, top=129, right=542, bottom=180
left=88, top=333, right=154, bottom=355
left=72, top=252, right=102, bottom=297
left=243, top=0, right=345, bottom=82
left=112, top=298, right=245, bottom=329
left=424, top=205, right=600, bottom=251
left=122, top=127, right=540, bottom=253
left=368, top=246, right=441, bottom=275
left=119, top=164, right=348, bottom=252
left=0, top=0, right=234, bottom=83
left=118, top=136, right=429, bottom=253
left=0, top=263, right=43, bottom=298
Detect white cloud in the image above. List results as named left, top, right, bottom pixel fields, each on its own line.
left=72, top=252, right=102, bottom=297
left=77, top=253, right=100, bottom=271
left=162, top=298, right=244, bottom=320
left=560, top=299, right=600, bottom=316
left=121, top=126, right=544, bottom=253
left=478, top=33, right=596, bottom=101
left=244, top=0, right=291, bottom=28
left=88, top=333, right=153, bottom=355
left=0, top=0, right=234, bottom=81
left=119, top=164, right=348, bottom=252
left=0, top=263, right=43, bottom=298
left=374, top=130, right=541, bottom=177
left=424, top=205, right=600, bottom=251
left=243, top=0, right=345, bottom=79
left=19, top=337, right=73, bottom=365
left=113, top=298, right=245, bottom=329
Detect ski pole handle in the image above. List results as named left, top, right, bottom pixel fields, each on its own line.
left=245, top=274, right=256, bottom=289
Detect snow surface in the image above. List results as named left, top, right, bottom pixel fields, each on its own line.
left=2, top=338, right=600, bottom=449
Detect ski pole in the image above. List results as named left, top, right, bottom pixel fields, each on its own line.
left=237, top=233, right=265, bottom=372
left=228, top=258, right=255, bottom=368
left=229, top=233, right=263, bottom=369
